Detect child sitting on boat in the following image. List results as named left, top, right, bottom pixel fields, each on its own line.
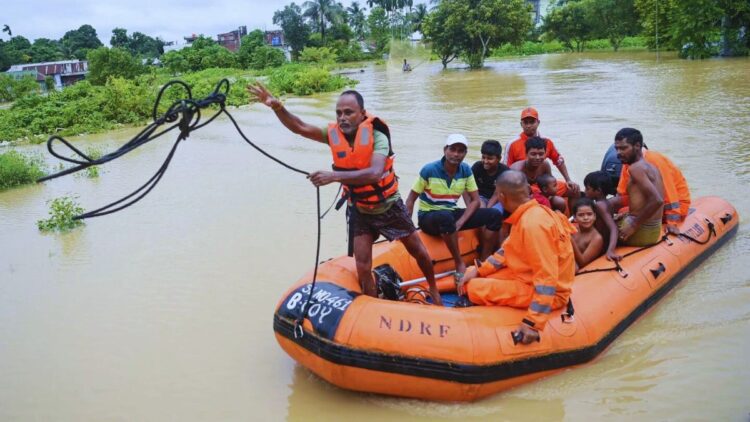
left=571, top=198, right=604, bottom=269
left=583, top=171, right=621, bottom=262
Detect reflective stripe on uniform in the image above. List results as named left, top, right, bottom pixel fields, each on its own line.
left=534, top=285, right=556, bottom=296
left=530, top=301, right=552, bottom=314
left=329, top=129, right=341, bottom=145
left=359, top=127, right=370, bottom=145
left=487, top=256, right=504, bottom=270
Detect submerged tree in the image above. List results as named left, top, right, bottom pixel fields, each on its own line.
left=588, top=0, right=639, bottom=51
left=543, top=0, right=596, bottom=52
left=424, top=0, right=532, bottom=69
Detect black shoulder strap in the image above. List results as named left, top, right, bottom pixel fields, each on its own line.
left=372, top=117, right=393, bottom=157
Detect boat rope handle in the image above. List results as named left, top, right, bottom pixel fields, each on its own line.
left=37, top=78, right=335, bottom=338
left=576, top=220, right=717, bottom=276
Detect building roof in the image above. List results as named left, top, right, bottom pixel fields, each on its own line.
left=7, top=59, right=86, bottom=72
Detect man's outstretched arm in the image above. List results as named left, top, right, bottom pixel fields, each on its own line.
left=247, top=82, right=325, bottom=143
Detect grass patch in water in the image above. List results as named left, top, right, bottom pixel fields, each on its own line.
left=0, top=150, right=47, bottom=190
left=82, top=147, right=103, bottom=178
left=492, top=36, right=648, bottom=57
left=37, top=196, right=86, bottom=232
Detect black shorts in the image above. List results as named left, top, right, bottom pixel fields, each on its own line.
left=349, top=199, right=416, bottom=242
left=418, top=208, right=503, bottom=236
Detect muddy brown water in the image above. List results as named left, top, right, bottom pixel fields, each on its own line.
left=1, top=51, right=748, bottom=420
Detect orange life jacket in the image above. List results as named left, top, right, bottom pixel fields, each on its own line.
left=327, top=114, right=398, bottom=210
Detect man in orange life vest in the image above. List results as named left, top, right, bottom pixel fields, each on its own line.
left=504, top=107, right=577, bottom=194
left=247, top=83, right=442, bottom=305
left=456, top=170, right=576, bottom=344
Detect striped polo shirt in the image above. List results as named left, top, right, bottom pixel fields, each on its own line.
left=412, top=157, right=478, bottom=213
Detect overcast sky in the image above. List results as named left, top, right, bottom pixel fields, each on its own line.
left=4, top=0, right=366, bottom=46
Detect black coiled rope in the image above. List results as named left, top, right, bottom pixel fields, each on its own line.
left=37, top=78, right=329, bottom=339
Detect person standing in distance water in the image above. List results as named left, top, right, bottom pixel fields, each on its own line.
left=247, top=83, right=442, bottom=305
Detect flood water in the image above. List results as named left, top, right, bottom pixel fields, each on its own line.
left=1, top=51, right=749, bottom=421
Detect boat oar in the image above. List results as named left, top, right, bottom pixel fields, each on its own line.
left=399, top=270, right=456, bottom=288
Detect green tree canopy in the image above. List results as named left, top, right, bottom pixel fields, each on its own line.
left=588, top=0, right=639, bottom=51
left=367, top=6, right=390, bottom=53
left=249, top=46, right=287, bottom=69
left=87, top=47, right=145, bottom=85
left=543, top=0, right=596, bottom=52
left=303, top=0, right=344, bottom=40
left=237, top=30, right=266, bottom=68
left=61, top=24, right=103, bottom=60
left=30, top=38, right=64, bottom=62
left=274, top=3, right=312, bottom=59
left=2, top=36, right=33, bottom=65
left=347, top=1, right=368, bottom=39
left=424, top=0, right=532, bottom=69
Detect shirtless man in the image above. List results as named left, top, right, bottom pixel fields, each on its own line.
left=607, top=128, right=664, bottom=246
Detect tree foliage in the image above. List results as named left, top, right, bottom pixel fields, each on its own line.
left=110, top=28, right=164, bottom=58
left=303, top=0, right=345, bottom=40
left=237, top=30, right=266, bottom=68
left=0, top=74, right=40, bottom=102
left=422, top=1, right=466, bottom=68
left=367, top=6, right=391, bottom=53
left=249, top=46, right=287, bottom=69
left=543, top=0, right=596, bottom=52
left=30, top=38, right=64, bottom=62
left=86, top=47, right=145, bottom=85
left=161, top=36, right=239, bottom=74
left=635, top=0, right=749, bottom=58
left=588, top=0, right=639, bottom=51
left=61, top=24, right=103, bottom=60
left=274, top=3, right=312, bottom=60
left=347, top=1, right=368, bottom=39
left=423, top=0, right=532, bottom=68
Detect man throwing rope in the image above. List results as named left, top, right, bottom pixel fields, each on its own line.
left=248, top=84, right=442, bottom=305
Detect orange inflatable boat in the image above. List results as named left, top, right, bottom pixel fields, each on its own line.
left=273, top=196, right=738, bottom=402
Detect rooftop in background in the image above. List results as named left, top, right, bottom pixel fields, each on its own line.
left=6, top=59, right=88, bottom=90
left=218, top=26, right=248, bottom=52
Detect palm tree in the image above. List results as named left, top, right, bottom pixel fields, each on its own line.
left=347, top=2, right=368, bottom=40
left=2, top=24, right=11, bottom=37
left=303, top=0, right=344, bottom=40
left=411, top=3, right=428, bottom=33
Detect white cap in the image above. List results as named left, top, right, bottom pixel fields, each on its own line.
left=445, top=133, right=469, bottom=147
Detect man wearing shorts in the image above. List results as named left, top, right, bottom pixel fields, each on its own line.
left=247, top=83, right=442, bottom=304
left=406, top=134, right=503, bottom=279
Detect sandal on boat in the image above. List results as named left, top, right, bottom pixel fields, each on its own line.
left=454, top=295, right=474, bottom=308
left=453, top=272, right=464, bottom=287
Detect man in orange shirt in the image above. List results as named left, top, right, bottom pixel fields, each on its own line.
left=504, top=107, right=575, bottom=191
left=456, top=170, right=576, bottom=344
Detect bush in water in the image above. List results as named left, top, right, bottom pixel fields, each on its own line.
left=0, top=150, right=47, bottom=190
left=37, top=196, right=86, bottom=232
left=267, top=64, right=357, bottom=96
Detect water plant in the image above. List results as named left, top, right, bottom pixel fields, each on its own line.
left=0, top=150, right=47, bottom=190
left=83, top=147, right=103, bottom=178
left=37, top=196, right=86, bottom=232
